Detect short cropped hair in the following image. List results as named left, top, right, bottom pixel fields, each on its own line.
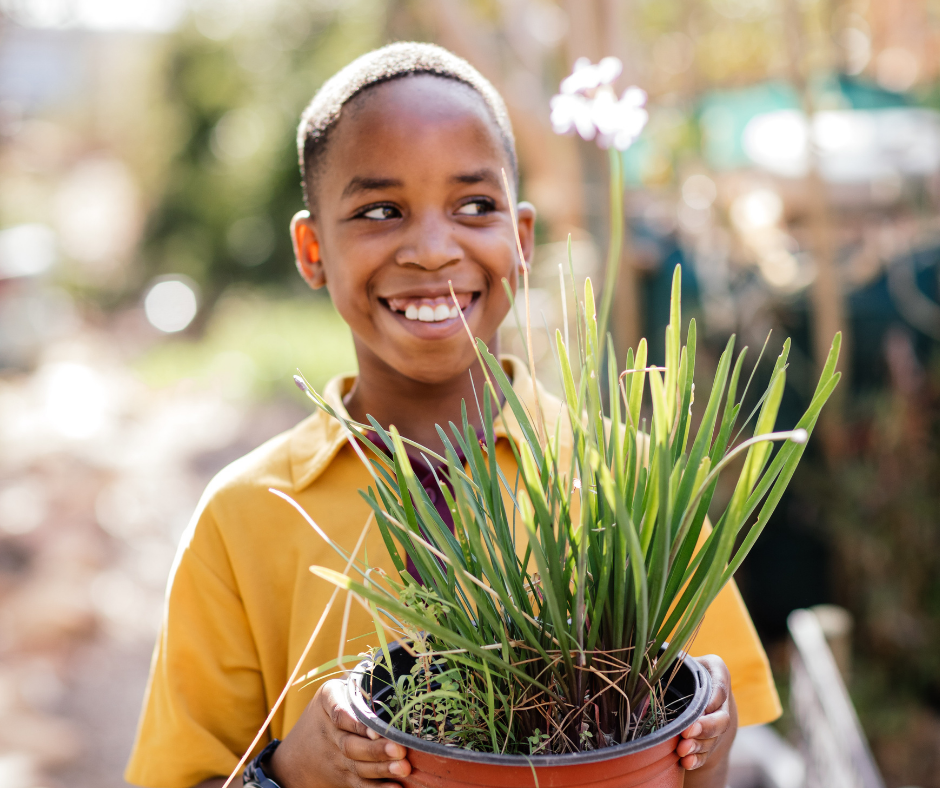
left=297, top=42, right=517, bottom=209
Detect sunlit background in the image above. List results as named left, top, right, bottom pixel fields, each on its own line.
left=2, top=0, right=940, bottom=786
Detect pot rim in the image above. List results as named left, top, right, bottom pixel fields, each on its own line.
left=346, top=648, right=711, bottom=767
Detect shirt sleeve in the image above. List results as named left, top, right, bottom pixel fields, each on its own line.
left=685, top=523, right=782, bottom=727
left=125, top=496, right=270, bottom=788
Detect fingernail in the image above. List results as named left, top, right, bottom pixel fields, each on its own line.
left=688, top=723, right=701, bottom=738
left=385, top=742, right=403, bottom=758
left=389, top=760, right=407, bottom=775
left=366, top=728, right=380, bottom=740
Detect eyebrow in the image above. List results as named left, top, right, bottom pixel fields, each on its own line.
left=341, top=169, right=503, bottom=198
left=342, top=176, right=403, bottom=198
left=450, top=169, right=502, bottom=189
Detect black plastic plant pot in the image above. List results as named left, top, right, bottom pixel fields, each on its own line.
left=346, top=643, right=711, bottom=788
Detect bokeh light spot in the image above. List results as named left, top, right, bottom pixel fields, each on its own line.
left=682, top=174, right=718, bottom=211
left=731, top=189, right=783, bottom=231
left=876, top=47, right=919, bottom=93
left=39, top=362, right=109, bottom=439
left=759, top=249, right=800, bottom=289
left=144, top=279, right=198, bottom=333
left=0, top=481, right=48, bottom=535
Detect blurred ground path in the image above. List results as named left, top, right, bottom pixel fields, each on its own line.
left=52, top=639, right=155, bottom=788
left=0, top=316, right=309, bottom=788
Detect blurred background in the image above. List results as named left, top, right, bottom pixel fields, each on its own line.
left=1, top=0, right=939, bottom=786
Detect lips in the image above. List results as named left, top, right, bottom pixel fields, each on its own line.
left=383, top=292, right=476, bottom=323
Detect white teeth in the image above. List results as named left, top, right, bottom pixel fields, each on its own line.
left=399, top=300, right=465, bottom=322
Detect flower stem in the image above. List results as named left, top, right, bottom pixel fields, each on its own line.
left=597, top=147, right=624, bottom=345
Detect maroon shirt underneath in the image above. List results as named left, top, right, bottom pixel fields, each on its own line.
left=365, top=429, right=481, bottom=583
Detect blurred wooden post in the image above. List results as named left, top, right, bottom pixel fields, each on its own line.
left=784, top=0, right=848, bottom=452
left=601, top=0, right=642, bottom=356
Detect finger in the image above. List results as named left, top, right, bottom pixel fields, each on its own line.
left=324, top=687, right=371, bottom=738
left=701, top=680, right=728, bottom=715
left=352, top=754, right=412, bottom=781
left=682, top=707, right=730, bottom=742
left=679, top=752, right=709, bottom=771
left=681, top=692, right=726, bottom=737
left=347, top=780, right=407, bottom=788
left=340, top=731, right=408, bottom=763
left=676, top=734, right=719, bottom=760
left=695, top=655, right=731, bottom=714
left=681, top=689, right=731, bottom=739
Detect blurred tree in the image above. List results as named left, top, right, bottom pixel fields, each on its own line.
left=138, top=0, right=387, bottom=306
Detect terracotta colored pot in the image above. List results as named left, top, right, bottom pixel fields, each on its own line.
left=347, top=646, right=710, bottom=788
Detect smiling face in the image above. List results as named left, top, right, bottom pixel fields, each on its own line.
left=291, top=74, right=534, bottom=387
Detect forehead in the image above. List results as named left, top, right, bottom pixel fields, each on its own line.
left=321, top=75, right=511, bottom=189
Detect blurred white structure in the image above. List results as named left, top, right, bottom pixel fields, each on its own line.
left=788, top=608, right=887, bottom=788
left=729, top=724, right=805, bottom=788
left=744, top=108, right=940, bottom=183
left=729, top=607, right=895, bottom=788
left=0, top=0, right=184, bottom=31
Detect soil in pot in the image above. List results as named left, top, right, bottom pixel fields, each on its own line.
left=347, top=644, right=711, bottom=788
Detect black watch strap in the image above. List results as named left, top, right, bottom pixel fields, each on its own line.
left=243, top=739, right=282, bottom=788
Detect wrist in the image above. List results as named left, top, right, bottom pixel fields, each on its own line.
left=267, top=739, right=294, bottom=788
left=244, top=740, right=283, bottom=788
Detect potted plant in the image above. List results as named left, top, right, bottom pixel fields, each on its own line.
left=282, top=59, right=842, bottom=788
left=296, top=250, right=839, bottom=786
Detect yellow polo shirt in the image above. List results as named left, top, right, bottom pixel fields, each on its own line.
left=125, top=357, right=780, bottom=788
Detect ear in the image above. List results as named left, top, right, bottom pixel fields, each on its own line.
left=291, top=211, right=325, bottom=289
left=515, top=202, right=537, bottom=269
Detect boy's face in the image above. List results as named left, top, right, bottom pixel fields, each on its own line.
left=291, top=75, right=535, bottom=386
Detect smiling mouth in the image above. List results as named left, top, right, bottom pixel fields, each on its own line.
left=382, top=292, right=478, bottom=323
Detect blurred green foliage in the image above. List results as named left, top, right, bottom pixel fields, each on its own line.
left=826, top=362, right=940, bottom=704
left=141, top=0, right=386, bottom=301
left=135, top=290, right=357, bottom=400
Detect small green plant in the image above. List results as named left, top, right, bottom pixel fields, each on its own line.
left=300, top=258, right=841, bottom=755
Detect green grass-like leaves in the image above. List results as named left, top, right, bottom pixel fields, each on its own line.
left=299, top=263, right=840, bottom=754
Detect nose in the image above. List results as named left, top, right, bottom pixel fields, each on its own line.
left=395, top=210, right=463, bottom=271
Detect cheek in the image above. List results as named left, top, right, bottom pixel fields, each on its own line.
left=319, top=230, right=385, bottom=316
left=470, top=231, right=519, bottom=282
left=477, top=236, right=520, bottom=307
left=322, top=264, right=373, bottom=329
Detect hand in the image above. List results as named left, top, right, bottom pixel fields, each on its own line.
left=677, top=654, right=738, bottom=786
left=269, top=679, right=412, bottom=788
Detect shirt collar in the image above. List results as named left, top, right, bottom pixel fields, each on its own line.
left=289, top=355, right=568, bottom=492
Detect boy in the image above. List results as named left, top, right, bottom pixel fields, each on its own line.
left=126, top=43, right=780, bottom=788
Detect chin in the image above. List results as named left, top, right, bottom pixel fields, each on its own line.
left=388, top=346, right=484, bottom=386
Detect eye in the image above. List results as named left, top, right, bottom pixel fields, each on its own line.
left=455, top=198, right=496, bottom=216
left=358, top=204, right=401, bottom=220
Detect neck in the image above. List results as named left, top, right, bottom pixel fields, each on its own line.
left=343, top=340, right=502, bottom=454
